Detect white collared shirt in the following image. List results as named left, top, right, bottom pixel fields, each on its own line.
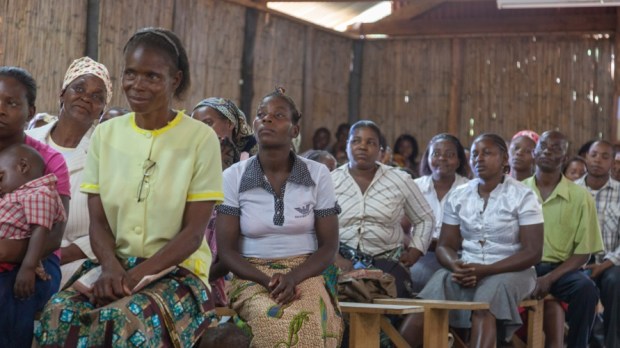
left=443, top=175, right=543, bottom=265
left=414, top=174, right=469, bottom=239
left=218, top=155, right=340, bottom=258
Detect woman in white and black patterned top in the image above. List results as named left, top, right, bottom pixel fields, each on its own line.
left=216, top=88, right=343, bottom=347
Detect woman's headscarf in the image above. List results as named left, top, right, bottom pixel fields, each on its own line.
left=512, top=130, right=539, bottom=144
left=193, top=97, right=253, bottom=151
left=62, top=56, right=113, bottom=104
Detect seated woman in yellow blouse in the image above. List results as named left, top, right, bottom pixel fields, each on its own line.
left=36, top=27, right=223, bottom=347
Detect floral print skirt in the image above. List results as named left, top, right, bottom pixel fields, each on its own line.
left=229, top=256, right=343, bottom=348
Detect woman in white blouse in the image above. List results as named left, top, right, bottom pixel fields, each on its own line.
left=332, top=120, right=435, bottom=297
left=401, top=133, right=544, bottom=348
left=26, top=57, right=113, bottom=286
left=410, top=133, right=469, bottom=292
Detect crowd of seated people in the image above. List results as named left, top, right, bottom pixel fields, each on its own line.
left=0, top=26, right=619, bottom=348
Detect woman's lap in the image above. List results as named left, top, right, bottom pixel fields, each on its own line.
left=0, top=254, right=60, bottom=347
left=36, top=260, right=217, bottom=347
left=418, top=267, right=536, bottom=339
left=230, top=256, right=343, bottom=348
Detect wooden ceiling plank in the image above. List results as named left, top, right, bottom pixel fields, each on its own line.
left=352, top=13, right=616, bottom=36
left=382, top=0, right=446, bottom=21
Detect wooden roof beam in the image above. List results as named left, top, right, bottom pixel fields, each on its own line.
left=348, top=13, right=616, bottom=36
left=383, top=0, right=447, bottom=21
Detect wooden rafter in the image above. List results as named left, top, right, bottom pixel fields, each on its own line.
left=382, top=0, right=446, bottom=22
left=348, top=13, right=617, bottom=36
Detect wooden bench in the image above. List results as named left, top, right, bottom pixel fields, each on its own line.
left=514, top=299, right=544, bottom=348
left=375, top=298, right=544, bottom=348
left=214, top=306, right=236, bottom=317
left=375, top=299, right=489, bottom=348
left=340, top=302, right=423, bottom=348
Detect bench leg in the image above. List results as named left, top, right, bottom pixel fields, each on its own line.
left=380, top=316, right=412, bottom=348
left=349, top=313, right=381, bottom=348
left=527, top=301, right=544, bottom=348
left=424, top=309, right=450, bottom=348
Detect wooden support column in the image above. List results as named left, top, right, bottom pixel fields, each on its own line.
left=348, top=39, right=363, bottom=124
left=448, top=38, right=463, bottom=136
left=85, top=0, right=100, bottom=59
left=302, top=26, right=315, bottom=151
left=613, top=9, right=620, bottom=143
left=240, top=6, right=259, bottom=119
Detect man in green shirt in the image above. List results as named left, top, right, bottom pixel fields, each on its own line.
left=523, top=130, right=603, bottom=348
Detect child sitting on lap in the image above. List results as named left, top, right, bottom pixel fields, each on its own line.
left=0, top=144, right=66, bottom=299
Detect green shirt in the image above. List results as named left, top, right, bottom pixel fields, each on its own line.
left=523, top=175, right=603, bottom=263
left=81, top=111, right=224, bottom=284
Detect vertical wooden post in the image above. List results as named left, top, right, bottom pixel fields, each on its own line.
left=301, top=27, right=315, bottom=151
left=348, top=39, right=363, bottom=125
left=239, top=7, right=259, bottom=120
left=85, top=0, right=100, bottom=59
left=448, top=38, right=463, bottom=136
left=612, top=9, right=620, bottom=143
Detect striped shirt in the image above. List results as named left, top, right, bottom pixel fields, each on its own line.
left=575, top=176, right=620, bottom=265
left=332, top=163, right=435, bottom=256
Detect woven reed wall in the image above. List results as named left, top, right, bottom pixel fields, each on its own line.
left=460, top=36, right=613, bottom=153
left=0, top=0, right=87, bottom=115
left=361, top=35, right=614, bottom=156
left=360, top=38, right=453, bottom=153
left=251, top=13, right=306, bottom=120
left=173, top=0, right=245, bottom=109
left=300, top=29, right=352, bottom=151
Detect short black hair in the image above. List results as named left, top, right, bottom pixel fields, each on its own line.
left=562, top=155, right=586, bottom=175
left=348, top=120, right=382, bottom=142
left=420, top=133, right=468, bottom=177
left=335, top=123, right=350, bottom=138
left=260, top=87, right=301, bottom=125
left=472, top=133, right=508, bottom=156
left=394, top=134, right=419, bottom=164
left=313, top=127, right=330, bottom=138
left=123, top=27, right=190, bottom=99
left=0, top=66, right=36, bottom=107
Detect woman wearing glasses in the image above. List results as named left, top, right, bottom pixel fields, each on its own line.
left=26, top=57, right=113, bottom=287
left=332, top=120, right=435, bottom=297
left=410, top=133, right=469, bottom=293
left=36, top=27, right=223, bottom=347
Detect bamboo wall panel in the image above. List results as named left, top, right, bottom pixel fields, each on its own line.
left=98, top=0, right=174, bottom=109
left=299, top=29, right=351, bottom=151
left=460, top=36, right=613, bottom=153
left=251, top=13, right=305, bottom=120
left=173, top=0, right=245, bottom=110
left=360, top=38, right=453, bottom=152
left=0, top=0, right=87, bottom=115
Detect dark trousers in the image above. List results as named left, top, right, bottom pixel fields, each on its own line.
left=596, top=265, right=620, bottom=348
left=536, top=263, right=599, bottom=348
left=0, top=255, right=60, bottom=348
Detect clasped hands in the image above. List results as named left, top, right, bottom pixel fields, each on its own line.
left=267, top=272, right=301, bottom=306
left=451, top=260, right=487, bottom=288
left=89, top=264, right=142, bottom=307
